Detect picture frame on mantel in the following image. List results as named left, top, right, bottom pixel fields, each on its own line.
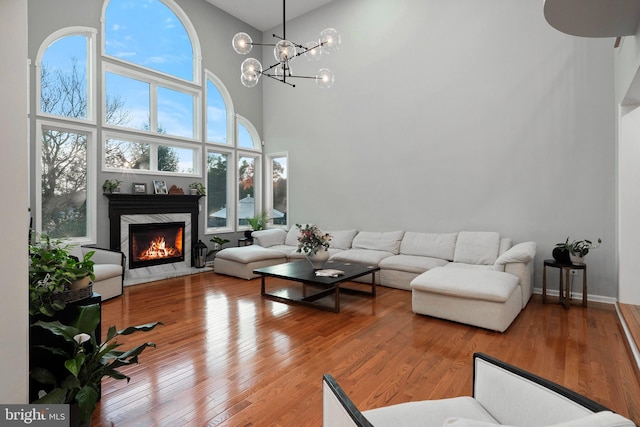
left=132, top=183, right=147, bottom=194
left=153, top=180, right=168, bottom=195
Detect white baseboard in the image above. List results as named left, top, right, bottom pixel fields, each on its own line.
left=532, top=287, right=617, bottom=305
left=615, top=303, right=640, bottom=374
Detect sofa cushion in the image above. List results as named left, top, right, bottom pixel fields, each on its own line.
left=379, top=254, right=449, bottom=274
left=411, top=267, right=518, bottom=303
left=93, top=264, right=123, bottom=282
left=252, top=229, right=286, bottom=248
left=443, top=411, right=634, bottom=427
left=330, top=249, right=394, bottom=265
left=216, top=246, right=286, bottom=263
left=352, top=230, right=404, bottom=254
left=453, top=232, right=501, bottom=265
left=284, top=226, right=302, bottom=247
left=494, top=241, right=537, bottom=265
left=400, top=232, right=458, bottom=260
left=364, top=396, right=496, bottom=427
left=326, top=229, right=357, bottom=250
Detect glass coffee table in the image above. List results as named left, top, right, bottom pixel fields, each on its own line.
left=253, top=260, right=379, bottom=313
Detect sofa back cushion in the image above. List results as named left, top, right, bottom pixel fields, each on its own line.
left=453, top=231, right=501, bottom=265
left=326, top=229, right=358, bottom=250
left=284, top=226, right=306, bottom=247
left=352, top=230, right=404, bottom=254
left=253, top=229, right=286, bottom=248
left=400, top=232, right=458, bottom=260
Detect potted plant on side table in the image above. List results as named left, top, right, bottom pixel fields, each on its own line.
left=244, top=210, right=269, bottom=239
left=554, top=237, right=602, bottom=265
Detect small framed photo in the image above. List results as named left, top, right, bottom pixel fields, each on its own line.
left=132, top=183, right=147, bottom=194
left=153, top=180, right=168, bottom=195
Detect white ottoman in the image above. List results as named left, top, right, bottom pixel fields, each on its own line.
left=410, top=267, right=522, bottom=332
left=215, top=246, right=287, bottom=280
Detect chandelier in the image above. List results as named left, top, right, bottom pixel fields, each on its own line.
left=231, top=0, right=341, bottom=88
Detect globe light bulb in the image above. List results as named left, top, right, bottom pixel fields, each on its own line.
left=304, top=41, right=322, bottom=61
left=319, top=28, right=341, bottom=54
left=275, top=62, right=292, bottom=79
left=241, top=73, right=259, bottom=88
left=274, top=40, right=297, bottom=63
left=232, top=32, right=253, bottom=55
left=241, top=58, right=262, bottom=81
left=316, top=68, right=334, bottom=88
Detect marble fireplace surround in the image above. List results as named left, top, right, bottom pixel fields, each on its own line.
left=105, top=194, right=205, bottom=286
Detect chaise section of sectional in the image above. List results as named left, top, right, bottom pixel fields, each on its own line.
left=214, top=245, right=288, bottom=280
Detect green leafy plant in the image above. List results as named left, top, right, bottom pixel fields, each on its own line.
left=31, top=303, right=161, bottom=424
left=209, top=236, right=230, bottom=255
left=188, top=182, right=206, bottom=196
left=555, top=237, right=602, bottom=257
left=101, top=179, right=122, bottom=193
left=246, top=210, right=269, bottom=231
left=29, top=234, right=95, bottom=316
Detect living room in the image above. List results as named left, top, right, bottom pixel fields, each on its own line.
left=2, top=0, right=640, bottom=424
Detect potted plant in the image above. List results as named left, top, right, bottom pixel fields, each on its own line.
left=29, top=235, right=96, bottom=317
left=188, top=182, right=206, bottom=196
left=245, top=210, right=269, bottom=238
left=295, top=223, right=332, bottom=269
left=31, top=303, right=161, bottom=425
left=209, top=235, right=230, bottom=253
left=101, top=179, right=122, bottom=194
left=554, top=237, right=602, bottom=265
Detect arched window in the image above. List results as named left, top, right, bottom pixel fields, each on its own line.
left=206, top=74, right=234, bottom=145
left=104, top=0, right=197, bottom=82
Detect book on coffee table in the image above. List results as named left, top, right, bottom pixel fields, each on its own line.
left=315, top=269, right=345, bottom=277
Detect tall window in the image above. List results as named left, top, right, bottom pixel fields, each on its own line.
left=238, top=155, right=261, bottom=228
left=35, top=28, right=97, bottom=242
left=207, top=150, right=233, bottom=229
left=267, top=154, right=288, bottom=227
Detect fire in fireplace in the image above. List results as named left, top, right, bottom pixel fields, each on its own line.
left=129, top=222, right=185, bottom=269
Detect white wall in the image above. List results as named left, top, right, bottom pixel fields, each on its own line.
left=0, top=0, right=29, bottom=403
left=262, top=0, right=617, bottom=297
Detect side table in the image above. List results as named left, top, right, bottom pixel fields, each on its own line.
left=238, top=237, right=253, bottom=246
left=542, top=259, right=587, bottom=309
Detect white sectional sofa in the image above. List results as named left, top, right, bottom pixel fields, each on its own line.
left=214, top=227, right=536, bottom=331
left=322, top=352, right=635, bottom=427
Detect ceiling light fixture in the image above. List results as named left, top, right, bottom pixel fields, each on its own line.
left=232, top=0, right=341, bottom=88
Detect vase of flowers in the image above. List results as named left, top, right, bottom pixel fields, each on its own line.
left=295, top=224, right=332, bottom=270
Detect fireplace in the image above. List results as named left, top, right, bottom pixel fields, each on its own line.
left=129, top=222, right=185, bottom=269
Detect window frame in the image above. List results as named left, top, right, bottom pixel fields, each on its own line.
left=205, top=71, right=234, bottom=146
left=205, top=147, right=236, bottom=234
left=236, top=151, right=262, bottom=232
left=236, top=114, right=262, bottom=151
left=35, top=119, right=97, bottom=245
left=100, top=0, right=202, bottom=86
left=35, top=27, right=97, bottom=125
left=265, top=152, right=289, bottom=229
left=102, top=130, right=202, bottom=176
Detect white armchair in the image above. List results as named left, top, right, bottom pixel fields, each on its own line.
left=323, top=353, right=635, bottom=427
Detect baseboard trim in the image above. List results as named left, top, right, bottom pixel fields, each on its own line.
left=615, top=303, right=640, bottom=375
left=532, top=288, right=617, bottom=305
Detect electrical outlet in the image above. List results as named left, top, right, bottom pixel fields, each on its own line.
left=570, top=269, right=578, bottom=276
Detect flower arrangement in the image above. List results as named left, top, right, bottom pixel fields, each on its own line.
left=295, top=224, right=332, bottom=255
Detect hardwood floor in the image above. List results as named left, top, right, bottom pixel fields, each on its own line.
left=92, top=272, right=640, bottom=426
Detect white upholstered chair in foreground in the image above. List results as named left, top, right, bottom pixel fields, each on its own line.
left=323, top=352, right=636, bottom=427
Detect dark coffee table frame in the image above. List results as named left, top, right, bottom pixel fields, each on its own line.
left=253, top=260, right=379, bottom=313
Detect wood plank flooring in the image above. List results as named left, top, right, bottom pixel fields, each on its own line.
left=92, top=272, right=640, bottom=426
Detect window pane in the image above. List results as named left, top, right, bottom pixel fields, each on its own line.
left=238, top=123, right=253, bottom=149
left=158, top=145, right=194, bottom=173
left=41, top=129, right=87, bottom=238
left=157, top=86, right=194, bottom=139
left=41, top=35, right=88, bottom=119
left=207, top=80, right=227, bottom=143
left=105, top=0, right=193, bottom=80
left=238, top=156, right=255, bottom=225
left=207, top=152, right=228, bottom=228
left=272, top=157, right=287, bottom=225
left=105, top=72, right=150, bottom=130
left=104, top=138, right=150, bottom=170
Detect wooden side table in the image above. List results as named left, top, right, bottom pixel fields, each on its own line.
left=542, top=259, right=587, bottom=309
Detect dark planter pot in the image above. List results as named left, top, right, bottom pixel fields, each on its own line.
left=552, top=247, right=571, bottom=264
left=244, top=230, right=253, bottom=239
